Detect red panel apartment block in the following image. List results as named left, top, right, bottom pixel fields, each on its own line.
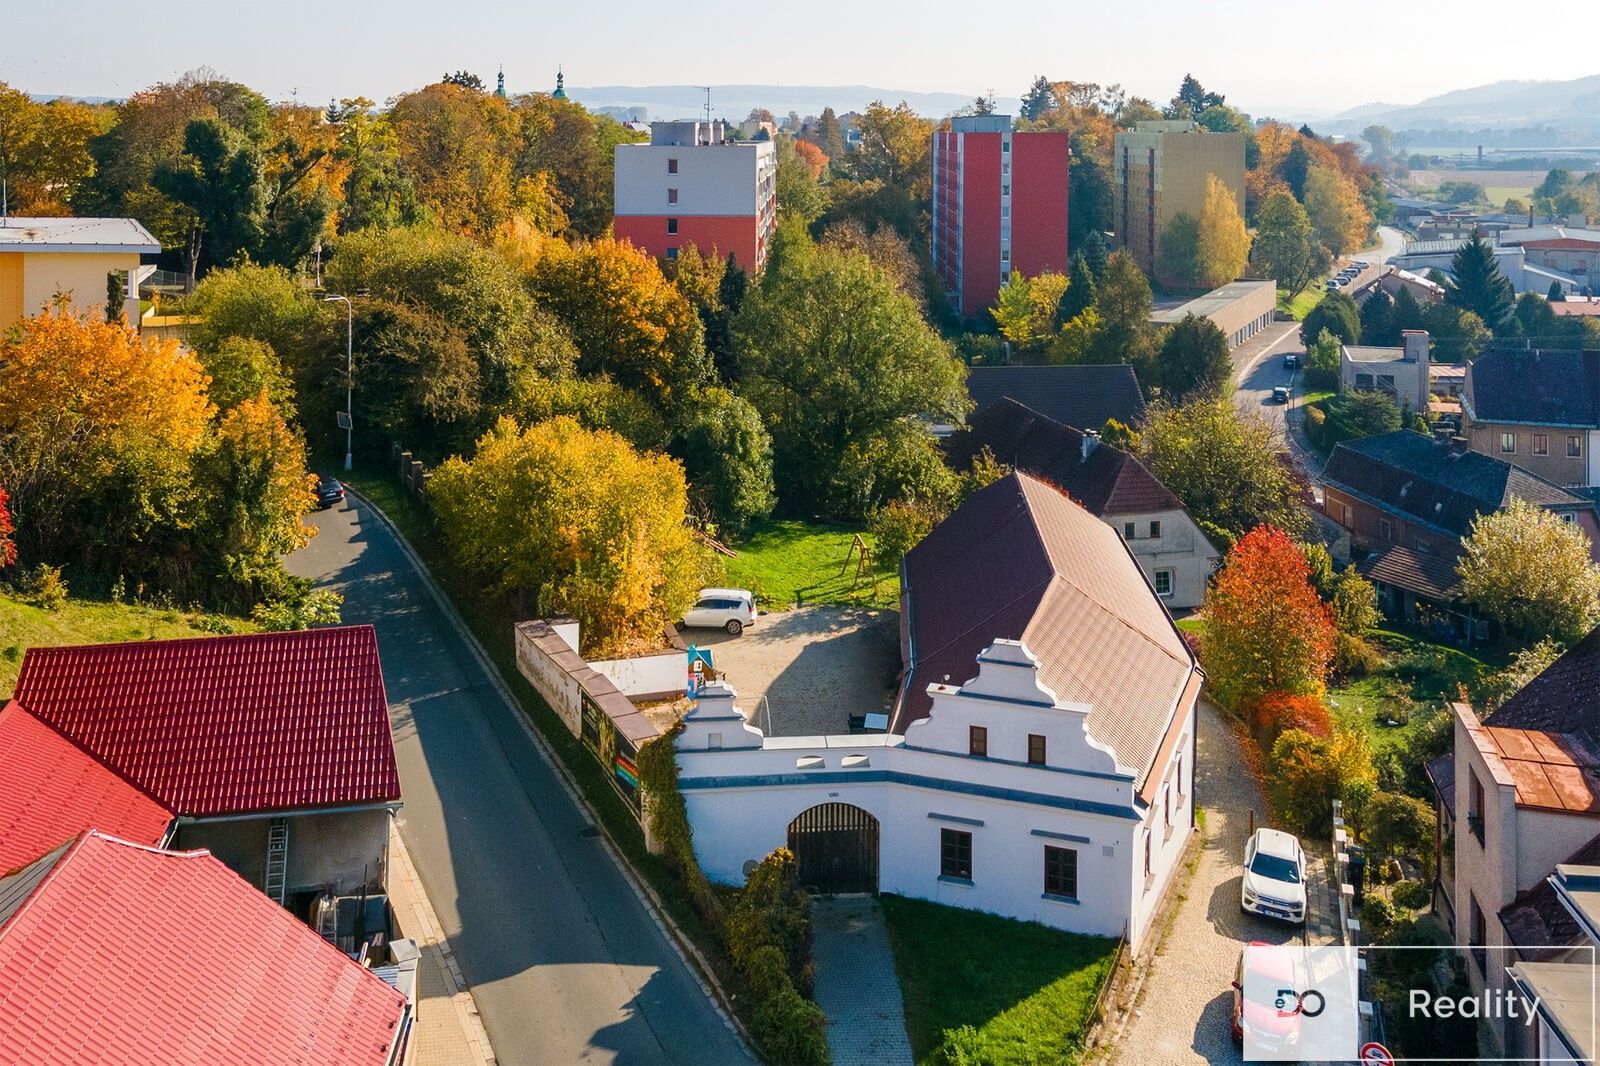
left=932, top=116, right=1070, bottom=319
left=614, top=214, right=762, bottom=274
left=1011, top=132, right=1071, bottom=280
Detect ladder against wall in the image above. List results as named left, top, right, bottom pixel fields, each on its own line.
left=264, top=818, right=289, bottom=905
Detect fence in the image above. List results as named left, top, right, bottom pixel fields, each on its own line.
left=1332, top=797, right=1384, bottom=1046
left=390, top=443, right=430, bottom=502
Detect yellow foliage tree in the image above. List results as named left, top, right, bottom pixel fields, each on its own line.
left=1304, top=163, right=1371, bottom=257
left=429, top=416, right=711, bottom=653
left=1197, top=174, right=1251, bottom=287
left=530, top=237, right=712, bottom=408
left=990, top=271, right=1069, bottom=349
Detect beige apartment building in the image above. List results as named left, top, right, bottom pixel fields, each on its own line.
left=1112, top=120, right=1245, bottom=283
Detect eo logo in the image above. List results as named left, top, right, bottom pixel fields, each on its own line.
left=1274, top=988, right=1326, bottom=1019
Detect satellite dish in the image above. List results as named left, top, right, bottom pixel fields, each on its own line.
left=742, top=859, right=759, bottom=878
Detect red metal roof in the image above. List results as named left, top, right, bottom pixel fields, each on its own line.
left=0, top=701, right=173, bottom=871
left=0, top=831, right=407, bottom=1066
left=12, top=627, right=400, bottom=817
left=1521, top=238, right=1600, bottom=251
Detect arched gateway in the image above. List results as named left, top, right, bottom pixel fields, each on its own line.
left=786, top=803, right=879, bottom=894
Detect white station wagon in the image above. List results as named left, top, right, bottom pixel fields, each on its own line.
left=681, top=588, right=757, bottom=635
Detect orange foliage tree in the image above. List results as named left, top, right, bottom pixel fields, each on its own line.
left=1201, top=525, right=1336, bottom=712
left=1249, top=691, right=1333, bottom=745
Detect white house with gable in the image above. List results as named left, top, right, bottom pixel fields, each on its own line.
left=675, top=472, right=1202, bottom=951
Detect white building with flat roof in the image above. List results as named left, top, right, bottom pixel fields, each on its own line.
left=0, top=216, right=160, bottom=329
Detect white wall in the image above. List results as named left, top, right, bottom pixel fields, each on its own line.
left=614, top=142, right=773, bottom=217
left=591, top=651, right=685, bottom=699
left=514, top=622, right=583, bottom=736
left=676, top=640, right=1196, bottom=951
left=1113, top=508, right=1219, bottom=610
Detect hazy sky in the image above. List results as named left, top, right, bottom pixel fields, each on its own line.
left=3, top=0, right=1595, bottom=116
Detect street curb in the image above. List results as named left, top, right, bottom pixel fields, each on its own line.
left=345, top=486, right=756, bottom=1060
left=388, top=824, right=499, bottom=1066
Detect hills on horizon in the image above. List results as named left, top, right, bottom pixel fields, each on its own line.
left=1313, top=73, right=1600, bottom=138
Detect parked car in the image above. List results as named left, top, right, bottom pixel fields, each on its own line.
left=1325, top=280, right=1340, bottom=292
left=1240, top=827, right=1307, bottom=923
left=315, top=474, right=345, bottom=509
left=682, top=588, right=757, bottom=635
left=1283, top=353, right=1299, bottom=370
left=1272, top=386, right=1290, bottom=404
left=1232, top=943, right=1303, bottom=1051
left=1354, top=260, right=1370, bottom=269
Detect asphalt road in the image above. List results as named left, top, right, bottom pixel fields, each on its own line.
left=288, top=495, right=752, bottom=1066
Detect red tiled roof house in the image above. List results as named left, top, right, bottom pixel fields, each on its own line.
left=0, top=626, right=401, bottom=912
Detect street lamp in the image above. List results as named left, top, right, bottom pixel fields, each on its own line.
left=321, top=294, right=353, bottom=471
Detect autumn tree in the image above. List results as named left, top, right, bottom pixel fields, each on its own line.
left=775, top=134, right=828, bottom=225
left=1140, top=398, right=1311, bottom=540
left=1197, top=174, right=1250, bottom=287
left=529, top=235, right=711, bottom=414
left=192, top=393, right=317, bottom=605
left=429, top=416, right=710, bottom=653
left=1304, top=162, right=1370, bottom=256
left=733, top=236, right=966, bottom=517
left=0, top=83, right=102, bottom=214
left=327, top=98, right=425, bottom=233
left=1252, top=189, right=1318, bottom=295
left=1203, top=525, right=1337, bottom=712
left=815, top=107, right=846, bottom=161
left=991, top=271, right=1070, bottom=350
left=200, top=336, right=297, bottom=418
left=0, top=486, right=15, bottom=568
left=1457, top=498, right=1600, bottom=643
left=388, top=83, right=520, bottom=236
left=1270, top=727, right=1377, bottom=835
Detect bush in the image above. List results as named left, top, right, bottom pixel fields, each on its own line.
left=750, top=984, right=829, bottom=1065
left=1334, top=632, right=1384, bottom=678
left=20, top=563, right=68, bottom=610
left=1249, top=691, right=1333, bottom=744
left=1367, top=792, right=1437, bottom=879
left=1330, top=569, right=1381, bottom=634
left=934, top=1025, right=984, bottom=1066
left=1360, top=894, right=1402, bottom=943
left=1269, top=728, right=1377, bottom=835
left=868, top=499, right=941, bottom=574
left=1392, top=879, right=1431, bottom=910
left=1305, top=403, right=1327, bottom=441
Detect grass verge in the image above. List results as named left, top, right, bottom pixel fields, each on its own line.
left=0, top=593, right=249, bottom=692
left=881, top=894, right=1119, bottom=1065
left=726, top=518, right=897, bottom=610
left=339, top=467, right=732, bottom=986
left=1277, top=286, right=1322, bottom=321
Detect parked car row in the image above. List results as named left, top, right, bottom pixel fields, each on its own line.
left=1232, top=828, right=1309, bottom=1047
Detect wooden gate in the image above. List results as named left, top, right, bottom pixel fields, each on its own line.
left=787, top=803, right=879, bottom=895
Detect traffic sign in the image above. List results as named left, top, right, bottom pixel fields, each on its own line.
left=1360, top=1042, right=1394, bottom=1066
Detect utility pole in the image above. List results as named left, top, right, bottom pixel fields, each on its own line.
left=322, top=294, right=354, bottom=471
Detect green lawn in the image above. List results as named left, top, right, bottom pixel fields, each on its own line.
left=881, top=895, right=1120, bottom=1065
left=724, top=519, right=898, bottom=610
left=1277, top=286, right=1321, bottom=321
left=1, top=593, right=249, bottom=693
left=1327, top=626, right=1505, bottom=757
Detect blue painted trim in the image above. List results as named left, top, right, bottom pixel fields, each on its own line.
left=901, top=744, right=1134, bottom=783
left=952, top=688, right=1057, bottom=710
left=937, top=875, right=974, bottom=888
left=927, top=812, right=985, bottom=827
left=974, top=653, right=1037, bottom=669
left=1041, top=892, right=1081, bottom=906
left=1031, top=829, right=1091, bottom=844
left=675, top=769, right=1141, bottom=821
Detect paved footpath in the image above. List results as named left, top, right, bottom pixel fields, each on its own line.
left=1109, top=703, right=1303, bottom=1066
left=810, top=898, right=913, bottom=1066
left=289, top=495, right=752, bottom=1065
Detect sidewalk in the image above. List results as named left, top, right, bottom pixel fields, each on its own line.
left=388, top=826, right=497, bottom=1066
left=811, top=897, right=913, bottom=1066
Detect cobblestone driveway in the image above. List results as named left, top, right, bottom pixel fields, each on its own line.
left=1110, top=702, right=1305, bottom=1066
left=685, top=606, right=899, bottom=736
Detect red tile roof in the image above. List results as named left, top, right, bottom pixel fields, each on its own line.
left=12, top=627, right=401, bottom=817
left=0, top=831, right=407, bottom=1066
left=0, top=701, right=173, bottom=871
left=894, top=472, right=1199, bottom=789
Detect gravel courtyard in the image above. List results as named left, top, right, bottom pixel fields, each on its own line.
left=683, top=605, right=900, bottom=736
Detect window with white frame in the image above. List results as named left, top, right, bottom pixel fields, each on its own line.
left=1153, top=570, right=1173, bottom=597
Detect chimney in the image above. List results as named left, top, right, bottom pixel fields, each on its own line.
left=1449, top=434, right=1469, bottom=455
left=1402, top=329, right=1430, bottom=373
left=1081, top=429, right=1100, bottom=463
